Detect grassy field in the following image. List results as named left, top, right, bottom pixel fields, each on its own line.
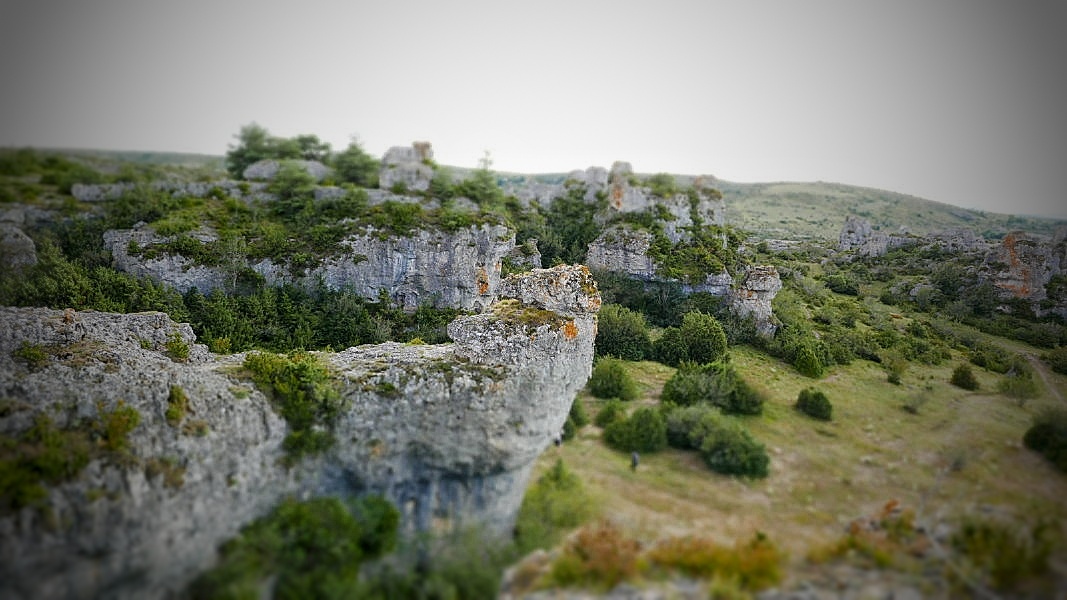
left=527, top=338, right=1067, bottom=592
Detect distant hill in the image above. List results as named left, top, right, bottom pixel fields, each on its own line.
left=36, top=148, right=1065, bottom=241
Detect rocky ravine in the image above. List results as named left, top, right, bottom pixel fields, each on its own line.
left=0, top=265, right=600, bottom=600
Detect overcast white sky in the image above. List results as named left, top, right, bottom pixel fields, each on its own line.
left=1, top=0, right=1065, bottom=218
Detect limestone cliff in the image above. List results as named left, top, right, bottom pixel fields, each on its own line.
left=103, top=222, right=514, bottom=311
left=0, top=265, right=600, bottom=599
left=988, top=228, right=1067, bottom=318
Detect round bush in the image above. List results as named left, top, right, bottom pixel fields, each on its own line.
left=653, top=327, right=688, bottom=367
left=698, top=420, right=769, bottom=478
left=594, top=398, right=625, bottom=428
left=795, top=388, right=832, bottom=421
left=679, top=311, right=728, bottom=365
left=660, top=362, right=711, bottom=407
left=595, top=304, right=652, bottom=361
left=664, top=404, right=717, bottom=450
left=950, top=363, right=979, bottom=390
left=792, top=342, right=825, bottom=378
left=587, top=357, right=638, bottom=401
left=603, top=406, right=667, bottom=453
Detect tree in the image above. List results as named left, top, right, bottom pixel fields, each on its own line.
left=332, top=139, right=379, bottom=187
left=588, top=357, right=639, bottom=401
left=226, top=123, right=275, bottom=178
left=595, top=304, right=652, bottom=361
left=679, top=311, right=728, bottom=365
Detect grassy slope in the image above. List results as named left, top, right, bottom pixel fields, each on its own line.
left=717, top=180, right=1065, bottom=241
left=532, top=339, right=1067, bottom=587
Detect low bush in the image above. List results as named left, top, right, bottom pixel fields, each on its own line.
left=515, top=459, right=597, bottom=552
left=587, top=357, right=638, bottom=401
left=1023, top=408, right=1067, bottom=473
left=645, top=533, right=782, bottom=590
left=950, top=363, right=979, bottom=390
left=795, top=388, right=832, bottom=421
left=603, top=406, right=667, bottom=453
left=1044, top=346, right=1067, bottom=376
left=595, top=304, right=652, bottom=361
left=189, top=495, right=399, bottom=599
left=691, top=413, right=769, bottom=478
left=594, top=398, right=625, bottom=428
left=664, top=404, right=717, bottom=450
left=660, top=361, right=764, bottom=415
left=951, top=514, right=1055, bottom=592
left=547, top=521, right=641, bottom=591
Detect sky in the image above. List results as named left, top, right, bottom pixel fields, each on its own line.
left=1, top=0, right=1065, bottom=219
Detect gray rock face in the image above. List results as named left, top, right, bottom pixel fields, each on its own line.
left=988, top=229, right=1067, bottom=318
left=379, top=142, right=434, bottom=192
left=71, top=180, right=270, bottom=203
left=103, top=223, right=514, bottom=311
left=0, top=265, right=600, bottom=599
left=585, top=225, right=657, bottom=280
left=242, top=159, right=330, bottom=182
left=837, top=216, right=916, bottom=257
left=0, top=223, right=37, bottom=269
left=730, top=266, right=783, bottom=336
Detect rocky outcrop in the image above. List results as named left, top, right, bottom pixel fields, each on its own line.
left=988, top=228, right=1067, bottom=317
left=837, top=216, right=917, bottom=257
left=730, top=266, right=783, bottom=336
left=70, top=180, right=270, bottom=203
left=584, top=225, right=657, bottom=280
left=0, top=265, right=600, bottom=599
left=585, top=227, right=782, bottom=334
left=379, top=142, right=434, bottom=192
left=103, top=222, right=514, bottom=311
left=0, top=223, right=37, bottom=269
left=242, top=158, right=330, bottom=182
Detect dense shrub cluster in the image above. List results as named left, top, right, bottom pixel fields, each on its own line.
left=795, top=388, right=832, bottom=421
left=595, top=303, right=652, bottom=360
left=1023, top=408, right=1067, bottom=472
left=189, top=495, right=399, bottom=598
left=594, top=398, right=625, bottom=428
left=243, top=351, right=342, bottom=461
left=587, top=357, right=639, bottom=401
left=950, top=363, right=979, bottom=390
left=664, top=405, right=769, bottom=478
left=515, top=459, right=597, bottom=552
left=653, top=311, right=728, bottom=367
left=660, top=361, right=764, bottom=415
left=603, top=406, right=667, bottom=453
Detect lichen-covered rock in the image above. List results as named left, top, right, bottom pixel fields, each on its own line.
left=103, top=222, right=514, bottom=310
left=585, top=225, right=657, bottom=280
left=379, top=142, right=434, bottom=192
left=730, top=265, right=783, bottom=336
left=0, top=223, right=37, bottom=269
left=242, top=158, right=330, bottom=182
left=0, top=266, right=601, bottom=599
left=988, top=229, right=1067, bottom=318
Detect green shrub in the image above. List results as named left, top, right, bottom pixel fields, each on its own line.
left=595, top=304, right=652, bottom=361
left=603, top=406, right=667, bottom=453
left=1023, top=408, right=1067, bottom=473
left=165, top=332, right=190, bottom=362
left=1044, top=347, right=1067, bottom=376
left=243, top=351, right=342, bottom=462
left=189, top=495, right=399, bottom=599
left=165, top=385, right=188, bottom=426
left=96, top=400, right=141, bottom=453
left=594, top=398, right=625, bottom=428
left=587, top=357, right=638, bottom=401
left=0, top=414, right=91, bottom=514
left=688, top=412, right=769, bottom=478
left=11, top=340, right=48, bottom=370
left=515, top=459, right=597, bottom=552
left=950, top=363, right=979, bottom=390
left=951, top=514, right=1054, bottom=592
left=793, top=340, right=825, bottom=378
left=795, top=388, right=832, bottom=421
left=568, top=397, right=589, bottom=428
left=653, top=326, right=689, bottom=366
left=997, top=370, right=1039, bottom=402
left=660, top=361, right=764, bottom=415
left=664, top=404, right=717, bottom=450
left=679, top=311, right=728, bottom=365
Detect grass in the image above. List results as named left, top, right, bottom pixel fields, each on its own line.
left=529, top=335, right=1067, bottom=592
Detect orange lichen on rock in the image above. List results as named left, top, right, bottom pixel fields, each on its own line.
left=476, top=267, right=490, bottom=294
left=563, top=320, right=579, bottom=339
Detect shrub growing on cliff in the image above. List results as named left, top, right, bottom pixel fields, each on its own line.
left=595, top=304, right=652, bottom=361
left=587, top=357, right=638, bottom=401
left=795, top=388, right=832, bottom=421
left=189, top=495, right=399, bottom=598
